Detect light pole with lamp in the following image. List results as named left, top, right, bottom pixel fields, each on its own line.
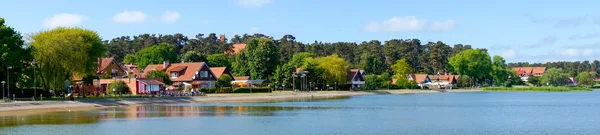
left=1, top=81, right=5, bottom=99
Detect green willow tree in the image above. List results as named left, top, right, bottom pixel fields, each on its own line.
left=391, top=58, right=414, bottom=88
left=30, top=27, right=105, bottom=91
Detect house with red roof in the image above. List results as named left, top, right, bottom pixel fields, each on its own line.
left=408, top=74, right=431, bottom=87
left=143, top=61, right=218, bottom=89
left=97, top=58, right=128, bottom=78
left=210, top=67, right=234, bottom=80
left=347, top=69, right=365, bottom=89
left=428, top=73, right=459, bottom=89
left=512, top=67, right=546, bottom=81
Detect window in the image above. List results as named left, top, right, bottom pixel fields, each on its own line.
left=201, top=71, right=208, bottom=77
left=171, top=72, right=177, bottom=78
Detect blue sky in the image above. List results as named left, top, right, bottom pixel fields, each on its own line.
left=1, top=0, right=599, bottom=63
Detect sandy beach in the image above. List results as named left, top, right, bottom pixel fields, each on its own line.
left=0, top=90, right=482, bottom=114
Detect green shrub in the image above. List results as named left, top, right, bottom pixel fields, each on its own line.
left=108, top=80, right=130, bottom=94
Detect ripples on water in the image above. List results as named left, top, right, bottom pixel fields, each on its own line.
left=2, top=92, right=600, bottom=135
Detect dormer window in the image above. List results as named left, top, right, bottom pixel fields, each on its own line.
left=201, top=71, right=208, bottom=77
left=171, top=72, right=178, bottom=78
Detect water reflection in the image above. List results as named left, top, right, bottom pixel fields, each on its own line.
left=0, top=97, right=350, bottom=128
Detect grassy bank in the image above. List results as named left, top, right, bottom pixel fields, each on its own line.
left=483, top=86, right=593, bottom=92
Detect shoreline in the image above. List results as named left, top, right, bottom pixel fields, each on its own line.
left=0, top=90, right=482, bottom=114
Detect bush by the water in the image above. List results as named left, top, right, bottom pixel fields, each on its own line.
left=483, top=86, right=592, bottom=91
left=233, top=88, right=271, bottom=93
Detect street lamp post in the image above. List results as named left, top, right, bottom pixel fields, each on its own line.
left=1, top=81, right=5, bottom=99
left=334, top=82, right=337, bottom=91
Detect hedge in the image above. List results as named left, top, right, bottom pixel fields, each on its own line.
left=233, top=88, right=271, bottom=93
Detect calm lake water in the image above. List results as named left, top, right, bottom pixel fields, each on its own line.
left=2, top=91, right=600, bottom=135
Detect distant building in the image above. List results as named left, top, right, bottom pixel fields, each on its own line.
left=408, top=74, right=431, bottom=87
left=428, top=73, right=459, bottom=89
left=347, top=69, right=365, bottom=89
left=512, top=67, right=546, bottom=81
left=143, top=61, right=218, bottom=89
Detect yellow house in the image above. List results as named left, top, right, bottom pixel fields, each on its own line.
left=97, top=58, right=127, bottom=78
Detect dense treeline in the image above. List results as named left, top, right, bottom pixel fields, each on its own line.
left=103, top=33, right=476, bottom=75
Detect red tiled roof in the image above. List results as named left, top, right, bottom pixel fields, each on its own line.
left=210, top=67, right=231, bottom=79
left=170, top=66, right=188, bottom=72
left=347, top=69, right=364, bottom=81
left=414, top=74, right=429, bottom=83
left=98, top=58, right=122, bottom=73
left=144, top=62, right=210, bottom=82
left=512, top=67, right=546, bottom=76
left=532, top=67, right=546, bottom=74
left=347, top=70, right=358, bottom=81
left=228, top=44, right=247, bottom=55
left=234, top=76, right=250, bottom=81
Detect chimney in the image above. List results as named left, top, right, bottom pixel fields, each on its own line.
left=219, top=34, right=226, bottom=43
left=163, top=61, right=170, bottom=68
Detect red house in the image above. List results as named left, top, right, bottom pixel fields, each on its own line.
left=143, top=61, right=218, bottom=89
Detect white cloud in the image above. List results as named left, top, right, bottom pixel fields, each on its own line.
left=554, top=16, right=586, bottom=28
left=430, top=20, right=455, bottom=31
left=160, top=11, right=180, bottom=24
left=529, top=36, right=557, bottom=48
left=236, top=0, right=272, bottom=8
left=561, top=48, right=593, bottom=57
left=583, top=49, right=593, bottom=56
left=561, top=49, right=578, bottom=57
left=113, top=10, right=148, bottom=24
left=363, top=16, right=426, bottom=32
left=500, top=49, right=517, bottom=59
left=569, top=32, right=600, bottom=40
left=43, top=13, right=86, bottom=27
left=249, top=27, right=260, bottom=34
